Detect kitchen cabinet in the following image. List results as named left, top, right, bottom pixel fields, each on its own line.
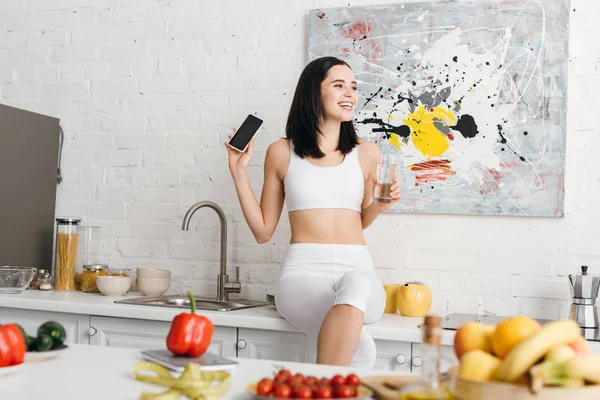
left=373, top=339, right=412, bottom=374
left=236, top=329, right=413, bottom=372
left=237, top=328, right=317, bottom=363
left=6, top=305, right=598, bottom=371
left=0, top=307, right=90, bottom=344
left=410, top=343, right=457, bottom=374
left=88, top=316, right=237, bottom=357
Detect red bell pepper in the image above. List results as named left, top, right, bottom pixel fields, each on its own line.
left=166, top=292, right=214, bottom=357
left=0, top=324, right=27, bottom=367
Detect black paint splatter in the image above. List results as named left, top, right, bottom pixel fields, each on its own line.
left=452, top=56, right=458, bottom=62
left=357, top=118, right=411, bottom=139
left=497, top=124, right=526, bottom=162
left=363, top=87, right=382, bottom=107
left=451, top=115, right=479, bottom=139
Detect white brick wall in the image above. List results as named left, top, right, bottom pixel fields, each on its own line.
left=0, top=0, right=597, bottom=321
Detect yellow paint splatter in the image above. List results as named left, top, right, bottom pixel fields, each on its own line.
left=403, top=105, right=457, bottom=158
left=389, top=134, right=402, bottom=149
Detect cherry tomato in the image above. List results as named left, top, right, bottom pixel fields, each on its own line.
left=274, top=384, right=292, bottom=398
left=294, top=373, right=306, bottom=381
left=335, top=384, right=357, bottom=398
left=315, top=385, right=333, bottom=399
left=345, top=373, right=360, bottom=387
left=305, top=375, right=318, bottom=386
left=274, top=374, right=289, bottom=385
left=278, top=369, right=292, bottom=378
left=293, top=385, right=313, bottom=399
left=289, top=377, right=305, bottom=387
left=331, top=374, right=345, bottom=387
left=257, top=378, right=274, bottom=396
left=319, top=377, right=332, bottom=387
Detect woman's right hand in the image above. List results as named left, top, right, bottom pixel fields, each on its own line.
left=225, top=129, right=255, bottom=177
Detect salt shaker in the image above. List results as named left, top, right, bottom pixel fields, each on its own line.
left=31, top=269, right=53, bottom=291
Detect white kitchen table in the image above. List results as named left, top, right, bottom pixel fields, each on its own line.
left=0, top=344, right=399, bottom=399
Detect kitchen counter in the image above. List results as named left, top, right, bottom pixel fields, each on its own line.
left=0, top=343, right=395, bottom=400
left=0, top=290, right=456, bottom=345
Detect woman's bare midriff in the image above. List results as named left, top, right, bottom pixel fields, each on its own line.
left=288, top=209, right=366, bottom=245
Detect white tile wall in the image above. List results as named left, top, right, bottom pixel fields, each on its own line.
left=0, top=0, right=596, bottom=320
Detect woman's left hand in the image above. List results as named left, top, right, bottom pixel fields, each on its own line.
left=372, top=177, right=401, bottom=210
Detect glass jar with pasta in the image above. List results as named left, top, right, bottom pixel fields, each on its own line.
left=54, top=217, right=81, bottom=291
left=75, top=264, right=108, bottom=293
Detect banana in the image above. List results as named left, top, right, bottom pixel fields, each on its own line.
left=545, top=345, right=576, bottom=363
left=529, top=345, right=579, bottom=393
left=529, top=353, right=600, bottom=393
left=495, top=320, right=581, bottom=382
left=564, top=354, right=600, bottom=384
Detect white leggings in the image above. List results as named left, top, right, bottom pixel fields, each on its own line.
left=275, top=243, right=386, bottom=369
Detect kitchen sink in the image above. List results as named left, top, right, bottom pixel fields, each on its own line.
left=115, top=295, right=271, bottom=312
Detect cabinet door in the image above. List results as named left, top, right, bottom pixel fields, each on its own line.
left=0, top=307, right=89, bottom=344
left=89, top=316, right=237, bottom=357
left=373, top=339, right=412, bottom=373
left=237, top=328, right=316, bottom=363
left=410, top=343, right=457, bottom=374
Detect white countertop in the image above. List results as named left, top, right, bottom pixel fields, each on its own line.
left=0, top=343, right=396, bottom=400
left=0, top=290, right=456, bottom=345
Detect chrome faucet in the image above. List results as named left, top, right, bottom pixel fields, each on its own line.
left=181, top=201, right=241, bottom=302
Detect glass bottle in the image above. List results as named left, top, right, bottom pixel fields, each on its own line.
left=31, top=269, right=53, bottom=291
left=54, top=217, right=81, bottom=291
left=398, top=315, right=457, bottom=400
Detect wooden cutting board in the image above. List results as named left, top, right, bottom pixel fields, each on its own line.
left=360, top=375, right=419, bottom=400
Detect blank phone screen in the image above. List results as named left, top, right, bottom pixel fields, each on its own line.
left=229, top=114, right=263, bottom=151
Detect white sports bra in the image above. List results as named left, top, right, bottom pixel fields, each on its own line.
left=284, top=140, right=364, bottom=212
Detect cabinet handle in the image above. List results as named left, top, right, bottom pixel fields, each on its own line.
left=88, top=327, right=97, bottom=336
left=395, top=354, right=406, bottom=365
left=237, top=339, right=247, bottom=349
left=412, top=356, right=422, bottom=367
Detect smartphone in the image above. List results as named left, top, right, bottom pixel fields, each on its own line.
left=227, top=114, right=263, bottom=152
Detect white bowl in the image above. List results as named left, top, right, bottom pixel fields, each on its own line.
left=137, top=268, right=171, bottom=279
left=96, top=276, right=131, bottom=296
left=137, top=277, right=170, bottom=296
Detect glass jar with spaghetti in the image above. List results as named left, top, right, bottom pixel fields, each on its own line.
left=54, top=217, right=81, bottom=291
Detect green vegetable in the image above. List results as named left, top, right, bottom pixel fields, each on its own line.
left=37, top=321, right=66, bottom=349
left=28, top=337, right=37, bottom=352
left=35, top=334, right=53, bottom=352
left=15, top=324, right=31, bottom=349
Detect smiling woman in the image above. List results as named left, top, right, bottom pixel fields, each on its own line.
left=225, top=56, right=401, bottom=369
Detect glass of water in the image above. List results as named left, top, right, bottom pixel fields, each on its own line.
left=374, top=150, right=398, bottom=204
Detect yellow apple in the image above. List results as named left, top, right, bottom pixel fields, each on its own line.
left=458, top=349, right=502, bottom=381
left=453, top=322, right=496, bottom=360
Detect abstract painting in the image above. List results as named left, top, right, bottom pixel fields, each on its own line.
left=309, top=0, right=570, bottom=217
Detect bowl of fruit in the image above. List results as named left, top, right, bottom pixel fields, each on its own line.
left=248, top=368, right=372, bottom=399
left=453, top=315, right=600, bottom=399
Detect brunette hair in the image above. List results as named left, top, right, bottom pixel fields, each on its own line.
left=285, top=56, right=359, bottom=158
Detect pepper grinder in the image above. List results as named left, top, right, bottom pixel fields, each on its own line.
left=568, top=265, right=600, bottom=328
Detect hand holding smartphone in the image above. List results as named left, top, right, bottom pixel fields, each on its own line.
left=227, top=114, right=263, bottom=152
